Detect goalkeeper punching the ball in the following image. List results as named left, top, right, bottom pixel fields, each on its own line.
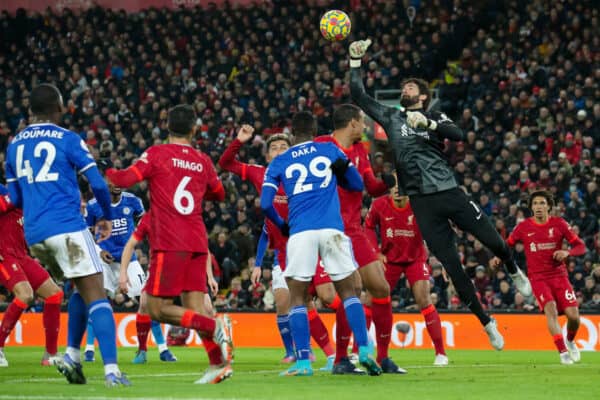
left=348, top=39, right=532, bottom=350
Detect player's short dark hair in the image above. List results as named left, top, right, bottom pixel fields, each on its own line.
left=266, top=133, right=291, bottom=149
left=30, top=84, right=62, bottom=116
left=401, top=77, right=431, bottom=109
left=291, top=111, right=317, bottom=142
left=333, top=104, right=361, bottom=130
left=528, top=190, right=555, bottom=209
left=168, top=104, right=196, bottom=137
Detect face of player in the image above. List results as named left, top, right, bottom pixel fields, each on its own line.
left=108, top=182, right=122, bottom=197
left=531, top=196, right=550, bottom=222
left=267, top=140, right=290, bottom=162
left=350, top=112, right=366, bottom=142
left=400, top=82, right=425, bottom=109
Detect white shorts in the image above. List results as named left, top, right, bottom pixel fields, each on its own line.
left=30, top=229, right=103, bottom=279
left=102, top=258, right=146, bottom=299
left=284, top=229, right=357, bottom=282
left=272, top=265, right=288, bottom=291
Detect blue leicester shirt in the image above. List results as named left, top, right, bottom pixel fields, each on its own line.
left=5, top=123, right=100, bottom=245
left=86, top=192, right=144, bottom=262
left=263, top=141, right=351, bottom=235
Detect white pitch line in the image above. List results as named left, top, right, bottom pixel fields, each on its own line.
left=2, top=362, right=590, bottom=385
left=0, top=397, right=248, bottom=400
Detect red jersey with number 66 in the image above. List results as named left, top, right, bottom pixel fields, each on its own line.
left=507, top=217, right=585, bottom=281
left=109, top=144, right=222, bottom=253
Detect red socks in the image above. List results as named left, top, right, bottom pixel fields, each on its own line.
left=203, top=337, right=224, bottom=366
left=421, top=304, right=446, bottom=355
left=43, top=291, right=63, bottom=355
left=371, top=296, right=392, bottom=363
left=180, top=310, right=216, bottom=336
left=308, top=309, right=334, bottom=357
left=334, top=301, right=351, bottom=363
left=553, top=334, right=567, bottom=353
left=136, top=313, right=152, bottom=352
left=0, top=298, right=28, bottom=347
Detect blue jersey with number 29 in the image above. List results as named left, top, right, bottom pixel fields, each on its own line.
left=5, top=123, right=97, bottom=245
left=263, top=141, right=350, bottom=235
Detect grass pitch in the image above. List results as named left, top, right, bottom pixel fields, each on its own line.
left=0, top=347, right=598, bottom=400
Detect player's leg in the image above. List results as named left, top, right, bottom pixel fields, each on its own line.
left=333, top=270, right=361, bottom=369
left=543, top=301, right=572, bottom=364
left=133, top=294, right=151, bottom=364
left=279, top=231, right=320, bottom=377
left=407, top=262, right=447, bottom=366
left=321, top=229, right=383, bottom=376
left=272, top=264, right=295, bottom=362
left=35, top=230, right=127, bottom=386
left=145, top=251, right=232, bottom=384
left=350, top=228, right=394, bottom=370
left=448, top=189, right=531, bottom=296
left=555, top=277, right=580, bottom=362
left=410, top=195, right=497, bottom=331
left=564, top=306, right=581, bottom=362
left=306, top=298, right=335, bottom=364
left=0, top=265, right=34, bottom=368
left=33, top=273, right=64, bottom=365
left=84, top=323, right=96, bottom=362
left=308, top=269, right=335, bottom=367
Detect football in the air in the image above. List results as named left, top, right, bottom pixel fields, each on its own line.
left=319, top=10, right=351, bottom=41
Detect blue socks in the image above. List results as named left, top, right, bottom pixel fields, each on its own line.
left=151, top=320, right=165, bottom=346
left=288, top=306, right=311, bottom=361
left=67, top=292, right=88, bottom=352
left=88, top=299, right=117, bottom=365
left=343, top=297, right=369, bottom=348
left=277, top=314, right=295, bottom=357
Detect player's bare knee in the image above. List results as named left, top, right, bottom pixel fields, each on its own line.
left=13, top=282, right=35, bottom=305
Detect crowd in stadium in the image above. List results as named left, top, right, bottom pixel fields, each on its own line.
left=0, top=0, right=599, bottom=313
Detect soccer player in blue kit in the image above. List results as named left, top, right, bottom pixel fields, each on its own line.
left=261, top=111, right=381, bottom=377
left=4, top=84, right=130, bottom=386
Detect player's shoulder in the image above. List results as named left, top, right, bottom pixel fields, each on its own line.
left=550, top=216, right=569, bottom=227
left=372, top=195, right=388, bottom=207
left=87, top=198, right=99, bottom=208
left=122, top=192, right=142, bottom=202
left=313, top=134, right=334, bottom=144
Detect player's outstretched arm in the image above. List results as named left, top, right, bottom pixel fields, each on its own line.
left=349, top=39, right=396, bottom=128
left=218, top=125, right=255, bottom=174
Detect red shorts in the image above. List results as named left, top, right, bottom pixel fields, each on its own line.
left=146, top=251, right=207, bottom=297
left=275, top=248, right=287, bottom=272
left=385, top=260, right=430, bottom=289
left=308, top=259, right=333, bottom=296
left=346, top=227, right=379, bottom=268
left=531, top=276, right=577, bottom=314
left=0, top=254, right=50, bottom=292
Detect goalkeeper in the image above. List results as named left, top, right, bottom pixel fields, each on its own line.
left=348, top=39, right=532, bottom=350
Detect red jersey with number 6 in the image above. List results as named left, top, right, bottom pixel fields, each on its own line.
left=110, top=144, right=222, bottom=253
left=507, top=217, right=585, bottom=281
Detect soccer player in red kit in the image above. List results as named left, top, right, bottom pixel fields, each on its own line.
left=365, top=181, right=448, bottom=366
left=494, top=190, right=585, bottom=364
left=106, top=105, right=233, bottom=384
left=218, top=127, right=337, bottom=370
left=0, top=185, right=63, bottom=367
left=314, top=104, right=404, bottom=374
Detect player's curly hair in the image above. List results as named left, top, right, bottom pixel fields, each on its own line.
left=266, top=133, right=292, bottom=149
left=400, top=77, right=431, bottom=109
left=527, top=190, right=555, bottom=209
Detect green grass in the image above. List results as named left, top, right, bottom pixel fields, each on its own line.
left=0, top=347, right=599, bottom=399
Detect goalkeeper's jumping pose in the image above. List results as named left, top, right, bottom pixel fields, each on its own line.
left=348, top=39, right=532, bottom=350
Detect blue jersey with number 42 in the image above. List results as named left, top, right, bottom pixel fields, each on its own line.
left=264, top=141, right=349, bottom=235
left=5, top=123, right=96, bottom=245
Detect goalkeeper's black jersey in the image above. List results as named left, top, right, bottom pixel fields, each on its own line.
left=350, top=67, right=465, bottom=196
